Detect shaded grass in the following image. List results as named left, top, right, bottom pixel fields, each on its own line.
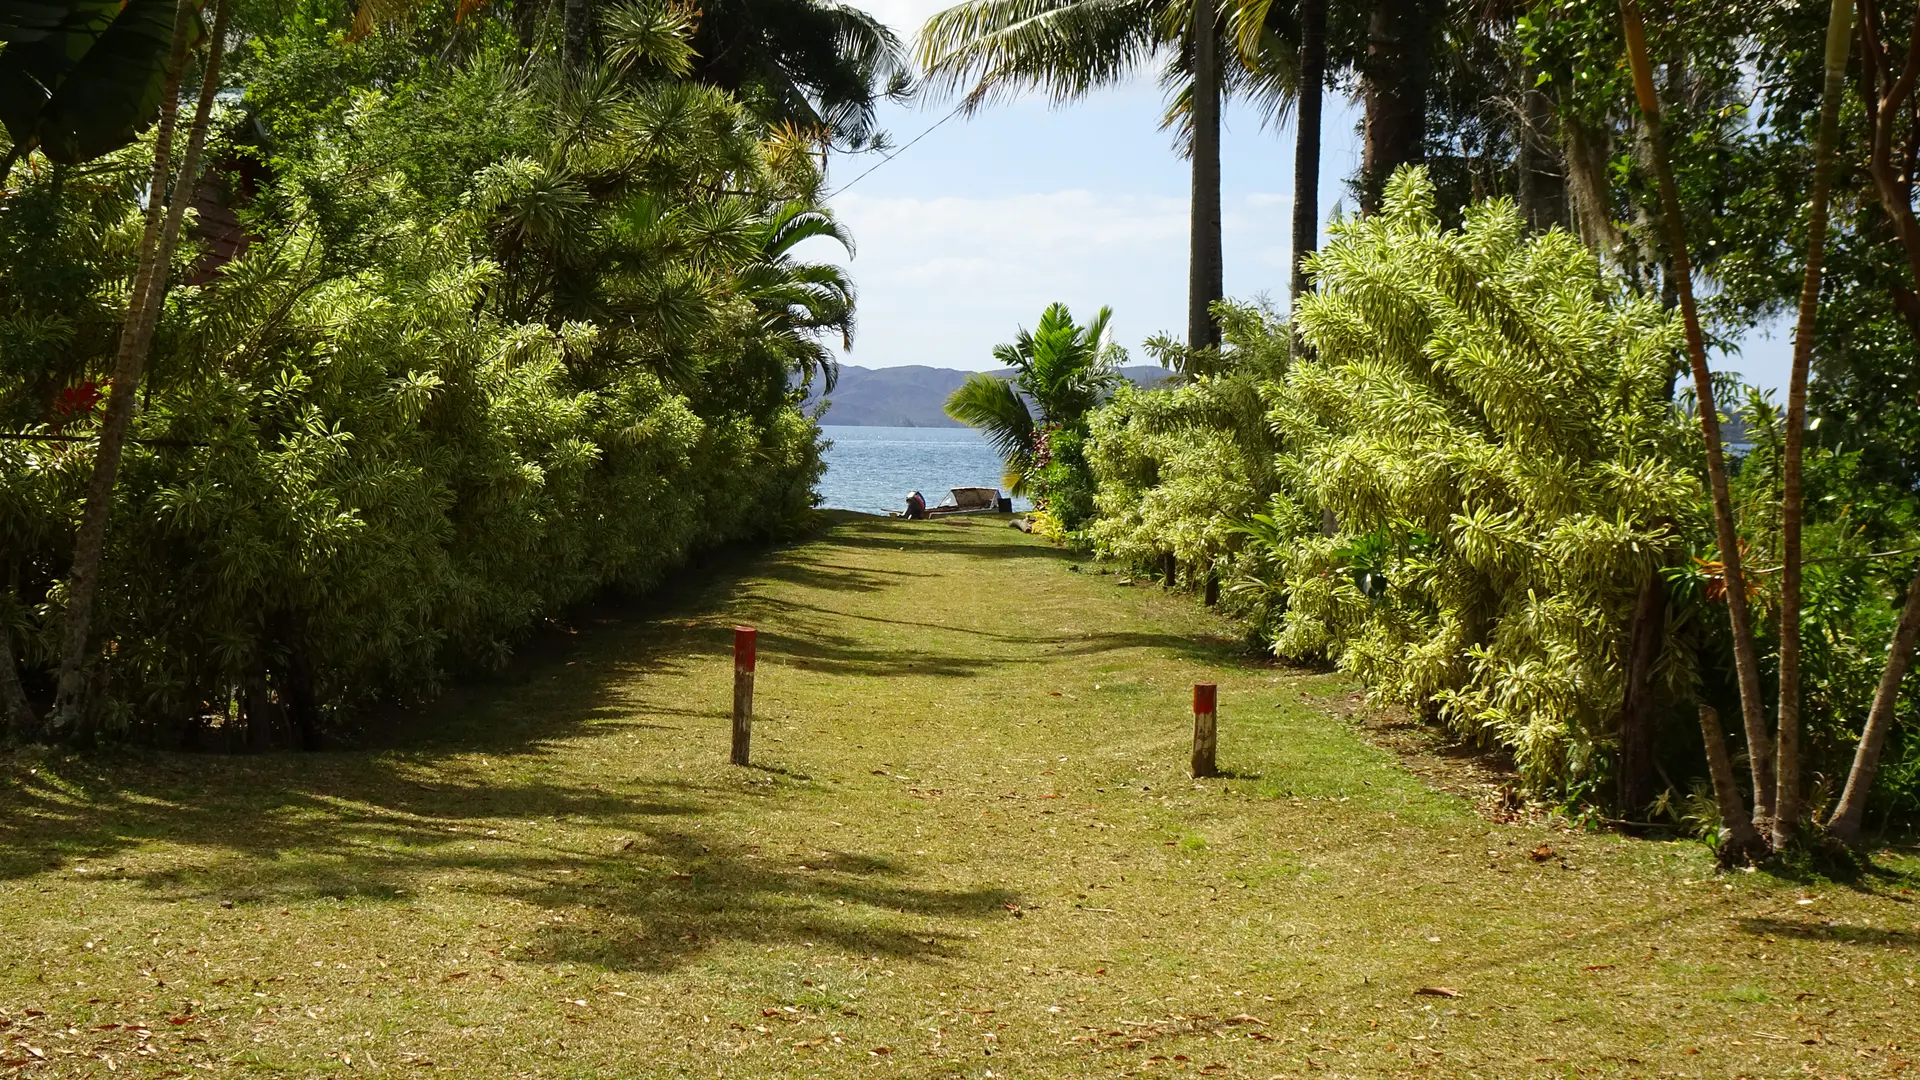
left=0, top=513, right=1916, bottom=1078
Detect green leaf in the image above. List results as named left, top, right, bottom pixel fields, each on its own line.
left=0, top=0, right=194, bottom=165
left=0, top=0, right=91, bottom=44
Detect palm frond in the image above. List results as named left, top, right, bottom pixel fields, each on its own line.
left=916, top=0, right=1166, bottom=112
left=946, top=372, right=1037, bottom=488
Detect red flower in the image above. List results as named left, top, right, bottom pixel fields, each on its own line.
left=53, top=381, right=103, bottom=421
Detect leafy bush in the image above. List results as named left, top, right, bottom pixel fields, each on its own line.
left=1083, top=300, right=1288, bottom=588
left=1087, top=170, right=1705, bottom=793
left=1, top=18, right=833, bottom=744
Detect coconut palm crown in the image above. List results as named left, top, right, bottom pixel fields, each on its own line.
left=945, top=302, right=1124, bottom=493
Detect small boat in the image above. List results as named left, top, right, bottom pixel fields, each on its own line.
left=891, top=487, right=1010, bottom=518
left=927, top=486, right=1008, bottom=517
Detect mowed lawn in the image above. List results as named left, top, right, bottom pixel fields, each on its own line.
left=2, top=514, right=1917, bottom=1079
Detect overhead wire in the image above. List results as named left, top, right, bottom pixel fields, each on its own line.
left=824, top=101, right=967, bottom=198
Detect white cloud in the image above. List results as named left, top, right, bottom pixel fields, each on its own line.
left=808, top=189, right=1289, bottom=370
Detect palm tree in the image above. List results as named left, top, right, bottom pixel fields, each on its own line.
left=1829, top=0, right=1920, bottom=845
left=1766, top=0, right=1851, bottom=851
left=917, top=0, right=1295, bottom=352
left=738, top=201, right=857, bottom=390
left=944, top=302, right=1122, bottom=492
left=1356, top=0, right=1435, bottom=213
left=0, top=0, right=195, bottom=171
left=1619, top=0, right=1768, bottom=861
left=686, top=0, right=913, bottom=150
left=1290, top=0, right=1322, bottom=313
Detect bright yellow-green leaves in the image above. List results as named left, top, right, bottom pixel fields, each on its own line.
left=1271, top=168, right=1699, bottom=788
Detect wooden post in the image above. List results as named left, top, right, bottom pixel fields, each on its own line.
left=1191, top=682, right=1218, bottom=778
left=1162, top=552, right=1178, bottom=588
left=731, top=626, right=756, bottom=766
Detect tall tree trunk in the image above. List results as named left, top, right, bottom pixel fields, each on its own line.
left=512, top=0, right=540, bottom=53
left=564, top=0, right=592, bottom=71
left=47, top=0, right=205, bottom=739
left=1619, top=0, right=1771, bottom=858
left=1515, top=71, right=1563, bottom=231
left=1830, top=568, right=1920, bottom=840
left=1562, top=117, right=1622, bottom=254
left=1698, top=705, right=1763, bottom=862
left=1290, top=0, right=1326, bottom=327
left=1618, top=569, right=1666, bottom=815
left=1, top=619, right=33, bottom=741
left=281, top=611, right=322, bottom=751
left=1188, top=0, right=1223, bottom=352
left=1774, top=0, right=1853, bottom=851
left=245, top=673, right=275, bottom=753
left=1359, top=0, right=1430, bottom=213
left=1828, top=0, right=1920, bottom=843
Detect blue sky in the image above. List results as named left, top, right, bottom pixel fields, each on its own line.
left=819, top=0, right=1792, bottom=389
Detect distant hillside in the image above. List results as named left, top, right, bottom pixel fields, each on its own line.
left=805, top=364, right=1176, bottom=427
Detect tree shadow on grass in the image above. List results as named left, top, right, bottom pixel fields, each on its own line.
left=0, top=514, right=1077, bottom=972
left=1759, top=847, right=1920, bottom=896
left=1734, top=916, right=1920, bottom=948
left=824, top=517, right=1079, bottom=564
left=0, top=756, right=1018, bottom=972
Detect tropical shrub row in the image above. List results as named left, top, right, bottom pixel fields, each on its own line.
left=1077, top=171, right=1920, bottom=823
left=0, top=2, right=860, bottom=746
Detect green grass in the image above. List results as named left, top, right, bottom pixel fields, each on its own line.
left=2, top=513, right=1918, bottom=1078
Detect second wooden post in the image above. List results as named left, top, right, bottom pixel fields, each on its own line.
left=732, top=626, right=756, bottom=766
left=1191, top=682, right=1217, bottom=778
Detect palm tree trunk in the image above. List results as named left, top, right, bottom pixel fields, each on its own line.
left=1830, top=569, right=1920, bottom=841
left=1617, top=569, right=1665, bottom=815
left=1698, top=705, right=1762, bottom=862
left=1289, top=0, right=1325, bottom=324
left=1188, top=0, right=1223, bottom=352
left=1359, top=0, right=1430, bottom=214
left=1828, top=0, right=1920, bottom=843
left=565, top=0, right=592, bottom=71
left=1773, top=0, right=1852, bottom=852
left=1619, top=0, right=1769, bottom=858
left=49, top=0, right=228, bottom=739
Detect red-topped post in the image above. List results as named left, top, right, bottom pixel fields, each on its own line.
left=1191, top=682, right=1218, bottom=778
left=732, top=626, right=756, bottom=765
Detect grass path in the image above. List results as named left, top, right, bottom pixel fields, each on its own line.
left=2, top=514, right=1917, bottom=1079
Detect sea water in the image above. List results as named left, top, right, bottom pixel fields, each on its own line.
left=815, top=426, right=1032, bottom=516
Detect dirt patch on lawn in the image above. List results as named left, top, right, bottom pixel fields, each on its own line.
left=1349, top=704, right=1536, bottom=824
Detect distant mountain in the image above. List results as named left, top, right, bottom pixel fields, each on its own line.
left=804, top=364, right=1176, bottom=427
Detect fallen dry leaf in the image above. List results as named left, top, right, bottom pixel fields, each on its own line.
left=1413, top=987, right=1460, bottom=998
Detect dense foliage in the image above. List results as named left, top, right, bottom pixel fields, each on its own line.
left=0, top=0, right=858, bottom=746
left=1080, top=169, right=1920, bottom=828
